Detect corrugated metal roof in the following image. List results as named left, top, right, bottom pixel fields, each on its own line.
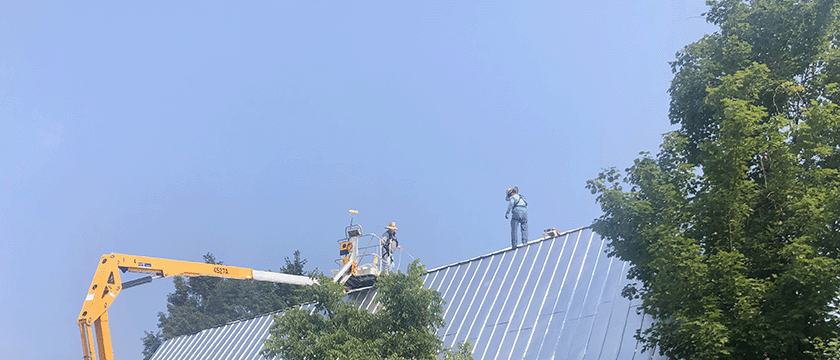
left=151, top=227, right=662, bottom=360
left=152, top=313, right=275, bottom=360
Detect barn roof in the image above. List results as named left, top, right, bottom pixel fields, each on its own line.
left=151, top=227, right=662, bottom=360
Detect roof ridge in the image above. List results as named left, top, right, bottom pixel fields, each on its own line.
left=424, top=226, right=589, bottom=274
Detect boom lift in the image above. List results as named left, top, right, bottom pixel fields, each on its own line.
left=77, top=253, right=316, bottom=360
left=331, top=210, right=391, bottom=289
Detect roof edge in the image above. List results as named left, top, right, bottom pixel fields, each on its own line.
left=425, top=226, right=590, bottom=274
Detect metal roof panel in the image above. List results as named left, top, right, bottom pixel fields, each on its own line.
left=151, top=228, right=663, bottom=360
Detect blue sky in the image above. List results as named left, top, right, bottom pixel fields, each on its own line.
left=0, top=2, right=716, bottom=359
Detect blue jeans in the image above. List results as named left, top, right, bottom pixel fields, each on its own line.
left=511, top=207, right=528, bottom=247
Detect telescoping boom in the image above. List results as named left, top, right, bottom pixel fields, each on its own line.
left=77, top=253, right=316, bottom=360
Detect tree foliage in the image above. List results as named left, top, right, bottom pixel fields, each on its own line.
left=142, top=251, right=311, bottom=360
left=587, top=1, right=840, bottom=359
left=443, top=340, right=475, bottom=360
left=262, top=259, right=473, bottom=360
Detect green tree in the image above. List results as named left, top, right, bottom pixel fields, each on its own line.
left=587, top=1, right=840, bottom=359
left=443, top=340, right=474, bottom=360
left=142, top=251, right=311, bottom=360
left=262, top=259, right=473, bottom=360
left=141, top=331, right=161, bottom=360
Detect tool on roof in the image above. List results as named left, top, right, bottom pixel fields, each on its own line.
left=543, top=228, right=562, bottom=238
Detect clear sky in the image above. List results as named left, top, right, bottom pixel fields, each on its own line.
left=0, top=2, right=717, bottom=359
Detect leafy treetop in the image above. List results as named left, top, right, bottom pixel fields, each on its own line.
left=588, top=1, right=840, bottom=359
left=262, top=259, right=472, bottom=360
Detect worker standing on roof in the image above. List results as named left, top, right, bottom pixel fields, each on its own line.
left=381, top=222, right=400, bottom=273
left=505, top=186, right=528, bottom=249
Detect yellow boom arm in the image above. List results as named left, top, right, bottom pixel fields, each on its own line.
left=78, top=253, right=316, bottom=360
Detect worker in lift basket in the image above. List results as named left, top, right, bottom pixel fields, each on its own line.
left=381, top=222, right=401, bottom=273
left=505, top=186, right=528, bottom=249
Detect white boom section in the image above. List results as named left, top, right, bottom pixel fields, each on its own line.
left=332, top=261, right=354, bottom=282
left=253, top=270, right=318, bottom=285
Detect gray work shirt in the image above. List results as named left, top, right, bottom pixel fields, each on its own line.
left=506, top=194, right=526, bottom=215
left=382, top=231, right=398, bottom=254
